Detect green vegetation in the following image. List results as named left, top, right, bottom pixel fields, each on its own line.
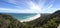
left=36, top=17, right=60, bottom=28
left=0, top=14, right=24, bottom=28
left=0, top=10, right=60, bottom=28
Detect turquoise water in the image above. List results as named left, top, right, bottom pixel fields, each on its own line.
left=7, top=13, right=37, bottom=20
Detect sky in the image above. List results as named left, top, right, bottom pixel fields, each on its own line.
left=0, top=0, right=60, bottom=13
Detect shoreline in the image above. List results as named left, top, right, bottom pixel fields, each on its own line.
left=20, top=14, right=40, bottom=22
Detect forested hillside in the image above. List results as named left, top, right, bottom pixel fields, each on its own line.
left=0, top=10, right=60, bottom=28
left=23, top=10, right=60, bottom=28
left=0, top=14, right=24, bottom=28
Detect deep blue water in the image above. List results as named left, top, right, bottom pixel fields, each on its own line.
left=6, top=13, right=37, bottom=20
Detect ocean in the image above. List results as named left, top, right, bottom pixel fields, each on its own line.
left=5, top=13, right=40, bottom=22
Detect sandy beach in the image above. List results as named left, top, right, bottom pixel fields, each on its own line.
left=20, top=14, right=40, bottom=22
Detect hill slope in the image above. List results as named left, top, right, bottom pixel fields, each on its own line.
left=0, top=10, right=60, bottom=28
left=23, top=10, right=60, bottom=28
left=0, top=14, right=24, bottom=28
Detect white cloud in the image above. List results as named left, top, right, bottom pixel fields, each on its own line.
left=47, top=4, right=53, bottom=9
left=0, top=8, right=41, bottom=13
left=3, top=0, right=47, bottom=13
left=2, top=0, right=56, bottom=13
left=26, top=1, right=41, bottom=13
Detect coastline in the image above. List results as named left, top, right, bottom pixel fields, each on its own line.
left=20, top=14, right=40, bottom=22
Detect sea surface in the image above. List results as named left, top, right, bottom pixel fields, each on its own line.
left=6, top=13, right=38, bottom=21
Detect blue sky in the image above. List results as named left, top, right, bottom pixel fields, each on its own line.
left=0, top=0, right=60, bottom=13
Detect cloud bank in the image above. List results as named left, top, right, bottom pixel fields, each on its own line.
left=0, top=0, right=60, bottom=13
left=0, top=0, right=46, bottom=13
